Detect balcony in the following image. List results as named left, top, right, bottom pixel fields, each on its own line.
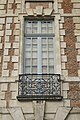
left=17, top=74, right=63, bottom=101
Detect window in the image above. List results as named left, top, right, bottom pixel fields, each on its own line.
left=23, top=18, right=55, bottom=74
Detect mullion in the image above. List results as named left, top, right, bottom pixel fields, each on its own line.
left=47, top=37, right=49, bottom=73
left=30, top=37, right=33, bottom=74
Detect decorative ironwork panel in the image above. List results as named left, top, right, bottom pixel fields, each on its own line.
left=17, top=74, right=63, bottom=101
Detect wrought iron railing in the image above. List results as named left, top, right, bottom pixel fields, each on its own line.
left=17, top=74, right=63, bottom=101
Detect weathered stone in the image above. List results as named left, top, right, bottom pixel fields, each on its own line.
left=54, top=107, right=71, bottom=120
left=8, top=108, right=25, bottom=120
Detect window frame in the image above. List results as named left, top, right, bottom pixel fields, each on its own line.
left=19, top=15, right=61, bottom=75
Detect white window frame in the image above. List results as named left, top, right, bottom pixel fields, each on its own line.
left=19, top=15, right=61, bottom=75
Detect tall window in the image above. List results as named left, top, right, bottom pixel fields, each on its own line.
left=23, top=18, right=55, bottom=74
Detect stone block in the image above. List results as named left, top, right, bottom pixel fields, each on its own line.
left=0, top=0, right=7, bottom=4
left=4, top=49, right=8, bottom=55
left=15, top=0, right=21, bottom=3
left=15, top=9, right=20, bottom=14
left=15, top=24, right=20, bottom=29
left=9, top=100, right=17, bottom=107
left=36, top=6, right=43, bottom=15
left=59, top=23, right=63, bottom=28
left=61, top=63, right=65, bottom=69
left=7, top=10, right=13, bottom=14
left=8, top=107, right=25, bottom=120
left=0, top=56, right=1, bottom=62
left=4, top=56, right=10, bottom=61
left=10, top=83, right=17, bottom=91
left=62, top=70, right=68, bottom=76
left=61, top=49, right=65, bottom=54
left=0, top=5, right=4, bottom=9
left=14, top=49, right=19, bottom=55
left=75, top=24, right=80, bottom=29
left=67, top=114, right=80, bottom=120
left=78, top=49, right=80, bottom=54
left=11, top=92, right=17, bottom=99
left=26, top=9, right=34, bottom=15
left=2, top=114, right=12, bottom=120
left=60, top=17, right=64, bottom=23
left=54, top=107, right=71, bottom=120
left=0, top=37, right=1, bottom=42
left=58, top=3, right=62, bottom=8
left=60, top=36, right=64, bottom=41
left=6, top=18, right=13, bottom=24
left=0, top=31, right=4, bottom=36
left=74, top=30, right=80, bottom=35
left=73, top=3, right=80, bottom=8
left=0, top=10, right=6, bottom=15
left=5, top=30, right=12, bottom=35
left=63, top=91, right=67, bottom=98
left=61, top=55, right=67, bottom=62
left=33, top=101, right=45, bottom=120
left=1, top=83, right=7, bottom=91
left=64, top=99, right=70, bottom=107
left=3, top=62, right=7, bottom=69
left=11, top=70, right=18, bottom=76
left=60, top=30, right=65, bottom=35
left=77, top=55, right=80, bottom=61
left=58, top=9, right=64, bottom=14
left=12, top=56, right=19, bottom=62
left=18, top=102, right=33, bottom=113
left=2, top=70, right=9, bottom=77
left=6, top=24, right=10, bottom=29
left=0, top=100, right=6, bottom=107
left=5, top=43, right=11, bottom=48
left=14, top=63, right=18, bottom=69
left=13, top=43, right=19, bottom=48
left=61, top=42, right=66, bottom=48
left=14, top=17, right=19, bottom=23
left=72, top=0, right=80, bottom=2
left=8, top=0, right=14, bottom=3
left=0, top=43, right=2, bottom=49
left=77, top=36, right=80, bottom=42
left=0, top=92, right=5, bottom=99
left=17, top=4, right=21, bottom=9
left=15, top=36, right=19, bottom=41
left=44, top=8, right=53, bottom=15
left=5, top=36, right=10, bottom=42
left=73, top=17, right=80, bottom=23
left=8, top=3, right=12, bottom=9
left=45, top=101, right=63, bottom=113
left=0, top=25, right=3, bottom=30
left=76, top=43, right=80, bottom=48
left=78, top=70, right=80, bottom=76
left=63, top=83, right=69, bottom=90
left=13, top=30, right=20, bottom=35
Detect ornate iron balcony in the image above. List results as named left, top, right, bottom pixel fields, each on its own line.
left=17, top=74, right=63, bottom=101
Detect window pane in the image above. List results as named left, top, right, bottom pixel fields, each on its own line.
left=24, top=20, right=54, bottom=74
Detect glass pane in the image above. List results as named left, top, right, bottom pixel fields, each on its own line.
left=49, top=66, right=54, bottom=73
left=49, top=59, right=54, bottom=65
left=42, top=66, right=47, bottom=73
left=42, top=52, right=47, bottom=58
left=25, top=58, right=30, bottom=65
left=25, top=66, right=30, bottom=73
left=32, top=52, right=37, bottom=58
left=25, top=52, right=31, bottom=58
left=32, top=66, right=37, bottom=73
left=42, top=59, right=47, bottom=65
left=32, top=59, right=37, bottom=65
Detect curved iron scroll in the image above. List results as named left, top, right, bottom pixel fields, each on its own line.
left=17, top=74, right=62, bottom=101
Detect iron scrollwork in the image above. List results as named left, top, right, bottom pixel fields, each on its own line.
left=17, top=74, right=63, bottom=101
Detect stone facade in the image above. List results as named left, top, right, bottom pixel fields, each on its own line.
left=0, top=0, right=80, bottom=120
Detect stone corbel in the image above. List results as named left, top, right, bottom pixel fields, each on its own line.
left=33, top=101, right=45, bottom=120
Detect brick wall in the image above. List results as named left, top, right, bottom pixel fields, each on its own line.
left=0, top=0, right=80, bottom=119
